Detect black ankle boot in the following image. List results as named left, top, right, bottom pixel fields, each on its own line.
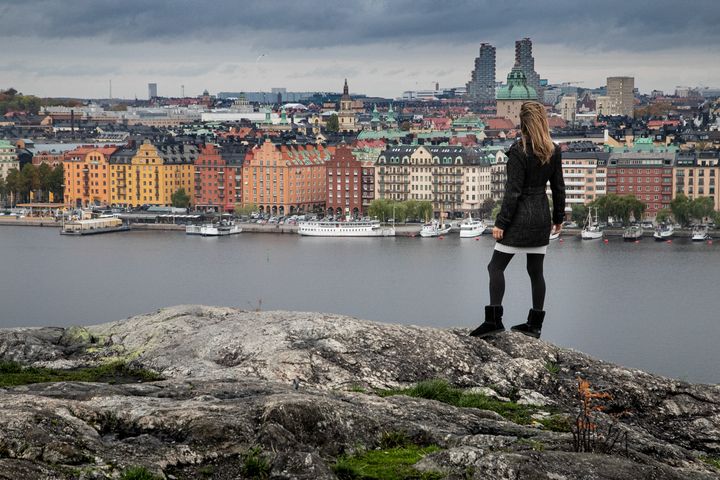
left=470, top=305, right=505, bottom=338
left=511, top=309, right=545, bottom=338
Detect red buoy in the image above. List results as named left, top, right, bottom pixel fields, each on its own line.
left=708, top=240, right=713, bottom=245
left=438, top=236, right=444, bottom=240
left=559, top=238, right=564, bottom=243
left=603, top=239, right=609, bottom=244
left=475, top=237, right=480, bottom=241
left=667, top=240, right=672, bottom=244
left=634, top=240, right=640, bottom=244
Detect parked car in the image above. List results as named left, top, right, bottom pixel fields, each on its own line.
left=641, top=221, right=654, bottom=229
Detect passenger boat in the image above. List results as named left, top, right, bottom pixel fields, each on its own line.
left=581, top=208, right=603, bottom=240
left=298, top=219, right=395, bottom=237
left=653, top=224, right=674, bottom=241
left=200, top=219, right=242, bottom=236
left=691, top=225, right=711, bottom=242
left=623, top=225, right=644, bottom=241
left=459, top=214, right=486, bottom=238
left=60, top=217, right=130, bottom=236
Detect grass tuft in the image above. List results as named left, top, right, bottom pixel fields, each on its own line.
left=700, top=455, right=720, bottom=469
left=119, top=466, right=163, bottom=480
left=242, top=446, right=271, bottom=479
left=333, top=444, right=444, bottom=480
left=0, top=360, right=161, bottom=387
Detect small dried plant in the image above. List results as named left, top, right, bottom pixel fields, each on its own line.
left=572, top=377, right=627, bottom=454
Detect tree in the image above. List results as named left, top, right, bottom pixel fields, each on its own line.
left=689, top=197, right=714, bottom=224
left=571, top=204, right=587, bottom=225
left=670, top=194, right=691, bottom=227
left=325, top=114, right=339, bottom=133
left=0, top=176, right=6, bottom=206
left=37, top=163, right=52, bottom=202
left=403, top=200, right=419, bottom=222
left=392, top=202, right=407, bottom=223
left=479, top=198, right=496, bottom=219
left=21, top=163, right=40, bottom=202
left=368, top=198, right=392, bottom=222
left=234, top=203, right=257, bottom=216
left=5, top=168, right=22, bottom=206
left=491, top=204, right=501, bottom=221
left=417, top=201, right=433, bottom=222
left=48, top=164, right=64, bottom=202
left=655, top=208, right=673, bottom=225
left=588, top=194, right=645, bottom=224
left=171, top=188, right=190, bottom=208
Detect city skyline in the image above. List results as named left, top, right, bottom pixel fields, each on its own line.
left=1, top=0, right=719, bottom=99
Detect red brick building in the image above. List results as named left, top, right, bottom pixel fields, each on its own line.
left=193, top=144, right=244, bottom=212
left=326, top=144, right=367, bottom=217
left=606, top=152, right=674, bottom=219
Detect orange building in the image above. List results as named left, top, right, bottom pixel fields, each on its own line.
left=63, top=145, right=118, bottom=207
left=242, top=139, right=332, bottom=215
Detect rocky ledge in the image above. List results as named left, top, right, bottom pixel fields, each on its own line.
left=0, top=305, right=719, bottom=479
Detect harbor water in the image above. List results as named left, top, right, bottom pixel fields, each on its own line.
left=1, top=225, right=718, bottom=384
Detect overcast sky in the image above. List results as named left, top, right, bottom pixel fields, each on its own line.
left=1, top=0, right=719, bottom=100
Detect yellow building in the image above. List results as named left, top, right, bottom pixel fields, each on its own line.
left=109, top=140, right=197, bottom=207
left=63, top=146, right=118, bottom=207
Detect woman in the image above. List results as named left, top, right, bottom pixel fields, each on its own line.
left=470, top=101, right=565, bottom=339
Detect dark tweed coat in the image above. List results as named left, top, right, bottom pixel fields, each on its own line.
left=495, top=141, right=566, bottom=248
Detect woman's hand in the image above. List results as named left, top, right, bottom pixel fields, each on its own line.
left=492, top=226, right=504, bottom=240
left=552, top=224, right=562, bottom=235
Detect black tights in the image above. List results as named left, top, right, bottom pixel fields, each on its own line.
left=487, top=250, right=546, bottom=310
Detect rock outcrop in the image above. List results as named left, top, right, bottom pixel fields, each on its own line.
left=0, top=305, right=718, bottom=479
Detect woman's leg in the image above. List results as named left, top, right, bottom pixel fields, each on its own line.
left=488, top=250, right=514, bottom=305
left=526, top=253, right=546, bottom=310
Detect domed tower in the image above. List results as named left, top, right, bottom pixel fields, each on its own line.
left=496, top=64, right=538, bottom=126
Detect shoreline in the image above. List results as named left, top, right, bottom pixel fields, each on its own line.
left=0, top=217, right=713, bottom=238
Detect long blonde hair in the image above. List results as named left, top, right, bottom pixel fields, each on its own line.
left=520, top=101, right=554, bottom=165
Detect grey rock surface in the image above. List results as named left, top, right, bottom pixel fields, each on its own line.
left=0, top=305, right=718, bottom=479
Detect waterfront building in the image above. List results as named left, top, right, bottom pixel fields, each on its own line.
left=108, top=140, right=197, bottom=208
left=326, top=144, right=365, bottom=217
left=0, top=139, right=19, bottom=180
left=496, top=64, right=538, bottom=126
left=193, top=144, right=245, bottom=212
left=674, top=151, right=720, bottom=210
left=606, top=140, right=675, bottom=219
left=466, top=43, right=496, bottom=103
left=242, top=139, right=331, bottom=216
left=63, top=146, right=119, bottom=207
left=32, top=150, right=66, bottom=167
left=560, top=152, right=610, bottom=207
left=606, top=77, right=635, bottom=117
left=515, top=38, right=542, bottom=99
left=490, top=150, right=509, bottom=203
left=376, top=145, right=494, bottom=217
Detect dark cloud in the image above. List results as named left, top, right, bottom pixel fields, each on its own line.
left=1, top=0, right=718, bottom=51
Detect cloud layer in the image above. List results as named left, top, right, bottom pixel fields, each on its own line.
left=1, top=0, right=718, bottom=98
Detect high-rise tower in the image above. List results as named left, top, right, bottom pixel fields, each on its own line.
left=466, top=43, right=496, bottom=102
left=606, top=76, right=635, bottom=117
left=514, top=38, right=542, bottom=99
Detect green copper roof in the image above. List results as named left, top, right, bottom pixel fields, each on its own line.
left=496, top=65, right=537, bottom=100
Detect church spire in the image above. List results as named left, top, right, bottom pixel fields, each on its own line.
left=343, top=79, right=349, bottom=96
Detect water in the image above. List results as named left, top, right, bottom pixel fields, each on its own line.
left=1, top=225, right=718, bottom=384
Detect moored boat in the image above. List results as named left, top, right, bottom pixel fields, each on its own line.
left=654, top=224, right=674, bottom=241
left=420, top=219, right=451, bottom=238
left=61, top=217, right=130, bottom=236
left=298, top=219, right=395, bottom=237
left=201, top=219, right=242, bottom=236
left=623, top=225, right=644, bottom=241
left=581, top=208, right=603, bottom=240
left=459, top=214, right=486, bottom=238
left=691, top=225, right=711, bottom=242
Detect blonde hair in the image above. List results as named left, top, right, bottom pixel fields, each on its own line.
left=520, top=101, right=554, bottom=165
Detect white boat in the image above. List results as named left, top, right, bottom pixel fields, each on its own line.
left=298, top=219, right=395, bottom=237
left=61, top=217, right=130, bottom=236
left=691, top=225, right=711, bottom=242
left=653, top=224, right=674, bottom=241
left=200, top=219, right=242, bottom=236
left=581, top=208, right=603, bottom=240
left=459, top=214, right=486, bottom=238
left=420, top=219, right=451, bottom=238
